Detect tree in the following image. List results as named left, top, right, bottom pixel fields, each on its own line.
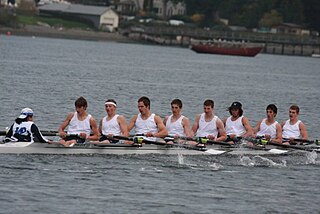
left=258, top=9, right=283, bottom=28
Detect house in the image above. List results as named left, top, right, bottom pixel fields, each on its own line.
left=153, top=0, right=186, bottom=18
left=111, top=0, right=136, bottom=15
left=113, top=0, right=186, bottom=18
left=38, top=3, right=119, bottom=31
left=271, top=23, right=310, bottom=36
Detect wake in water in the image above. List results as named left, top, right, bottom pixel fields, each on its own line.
left=239, top=155, right=287, bottom=167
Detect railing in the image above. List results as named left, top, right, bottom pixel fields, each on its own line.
left=130, top=26, right=320, bottom=45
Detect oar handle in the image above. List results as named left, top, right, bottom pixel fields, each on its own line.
left=166, top=135, right=231, bottom=146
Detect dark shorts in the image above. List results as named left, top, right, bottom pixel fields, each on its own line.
left=64, top=135, right=86, bottom=144
left=99, top=135, right=119, bottom=144
left=226, top=135, right=242, bottom=144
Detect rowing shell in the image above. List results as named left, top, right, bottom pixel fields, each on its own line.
left=0, top=141, right=315, bottom=155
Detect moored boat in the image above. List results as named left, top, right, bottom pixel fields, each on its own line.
left=190, top=40, right=264, bottom=57
left=311, top=53, right=320, bottom=58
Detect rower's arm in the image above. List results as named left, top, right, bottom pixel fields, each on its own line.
left=299, top=122, right=308, bottom=140
left=58, top=113, right=73, bottom=136
left=154, top=115, right=168, bottom=138
left=182, top=117, right=192, bottom=137
left=118, top=115, right=129, bottom=137
left=253, top=120, right=262, bottom=136
left=271, top=123, right=282, bottom=143
left=98, top=119, right=103, bottom=134
left=88, top=117, right=99, bottom=141
left=31, top=124, right=49, bottom=143
left=127, top=115, right=137, bottom=133
left=191, top=114, right=200, bottom=136
left=242, top=116, right=253, bottom=137
left=216, top=119, right=227, bottom=141
left=5, top=124, right=13, bottom=138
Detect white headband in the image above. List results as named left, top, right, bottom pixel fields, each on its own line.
left=105, top=101, right=117, bottom=107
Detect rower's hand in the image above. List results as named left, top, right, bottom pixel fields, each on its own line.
left=289, top=137, right=295, bottom=143
left=207, top=135, right=216, bottom=140
left=145, top=132, right=154, bottom=138
left=229, top=134, right=237, bottom=140
left=47, top=140, right=54, bottom=144
left=264, top=134, right=271, bottom=141
left=79, top=133, right=87, bottom=139
left=59, top=131, right=67, bottom=138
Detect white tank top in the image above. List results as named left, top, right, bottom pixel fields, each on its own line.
left=101, top=114, right=121, bottom=136
left=67, top=112, right=92, bottom=136
left=196, top=113, right=219, bottom=137
left=12, top=121, right=34, bottom=142
left=225, top=116, right=246, bottom=137
left=256, top=118, right=278, bottom=138
left=166, top=115, right=185, bottom=136
left=135, top=113, right=158, bottom=135
left=282, top=119, right=301, bottom=139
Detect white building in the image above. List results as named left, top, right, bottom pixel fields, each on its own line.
left=125, top=0, right=186, bottom=18
left=153, top=0, right=186, bottom=18
left=38, top=4, right=119, bottom=31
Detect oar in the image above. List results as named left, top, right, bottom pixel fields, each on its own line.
left=244, top=137, right=320, bottom=152
left=166, top=135, right=233, bottom=147
left=283, top=138, right=319, bottom=145
left=115, top=135, right=227, bottom=153
left=268, top=142, right=320, bottom=152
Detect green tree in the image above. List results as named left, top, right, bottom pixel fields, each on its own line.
left=278, top=0, right=304, bottom=24
left=259, top=9, right=283, bottom=28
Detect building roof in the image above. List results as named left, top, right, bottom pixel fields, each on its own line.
left=39, top=3, right=113, bottom=15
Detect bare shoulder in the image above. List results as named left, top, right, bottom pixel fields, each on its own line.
left=117, top=115, right=127, bottom=121
left=154, top=114, right=163, bottom=123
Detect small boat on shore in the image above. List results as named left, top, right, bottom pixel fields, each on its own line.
left=311, top=53, right=320, bottom=58
left=190, top=40, right=264, bottom=57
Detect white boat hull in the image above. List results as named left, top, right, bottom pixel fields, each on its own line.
left=0, top=142, right=314, bottom=155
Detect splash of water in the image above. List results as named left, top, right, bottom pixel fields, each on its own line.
left=239, top=156, right=286, bottom=167
left=305, top=151, right=318, bottom=164
left=178, top=153, right=184, bottom=165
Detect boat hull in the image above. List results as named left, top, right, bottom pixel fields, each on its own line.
left=191, top=44, right=263, bottom=57
left=0, top=142, right=312, bottom=156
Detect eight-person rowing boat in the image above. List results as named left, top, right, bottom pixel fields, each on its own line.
left=1, top=96, right=319, bottom=155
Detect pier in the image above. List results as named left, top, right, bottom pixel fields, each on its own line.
left=125, top=26, right=320, bottom=56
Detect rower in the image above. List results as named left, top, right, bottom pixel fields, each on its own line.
left=4, top=108, right=52, bottom=144
left=281, top=105, right=308, bottom=144
left=191, top=99, right=227, bottom=145
left=127, top=96, right=168, bottom=141
left=58, top=96, right=99, bottom=147
left=223, top=101, right=253, bottom=144
left=252, top=104, right=282, bottom=144
left=94, top=99, right=129, bottom=144
left=163, top=99, right=192, bottom=143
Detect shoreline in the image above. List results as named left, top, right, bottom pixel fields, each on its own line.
left=1, top=25, right=319, bottom=57
left=0, top=25, right=134, bottom=43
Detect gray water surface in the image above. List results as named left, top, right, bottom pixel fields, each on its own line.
left=0, top=35, right=319, bottom=214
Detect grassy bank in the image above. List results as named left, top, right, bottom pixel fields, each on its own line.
left=17, top=14, right=92, bottom=29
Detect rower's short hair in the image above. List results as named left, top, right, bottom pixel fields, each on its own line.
left=171, top=99, right=182, bottom=108
left=203, top=99, right=214, bottom=108
left=290, top=105, right=300, bottom=113
left=75, top=96, right=87, bottom=108
left=266, top=104, right=277, bottom=115
left=138, top=96, right=150, bottom=108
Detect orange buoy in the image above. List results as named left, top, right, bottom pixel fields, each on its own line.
left=7, top=31, right=11, bottom=36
